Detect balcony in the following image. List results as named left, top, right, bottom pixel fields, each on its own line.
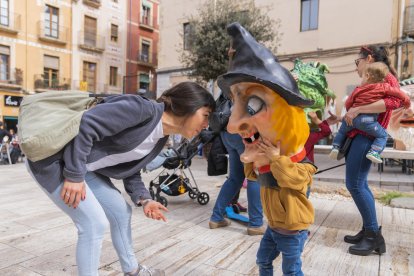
left=137, top=52, right=157, bottom=67
left=83, top=0, right=101, bottom=8
left=37, top=21, right=69, bottom=45
left=0, top=68, right=23, bottom=91
left=404, top=5, right=414, bottom=36
left=33, top=75, right=71, bottom=92
left=0, top=13, right=21, bottom=34
left=78, top=31, right=105, bottom=53
left=139, top=17, right=154, bottom=32
left=72, top=80, right=108, bottom=94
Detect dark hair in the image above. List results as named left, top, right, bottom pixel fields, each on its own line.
left=157, top=82, right=215, bottom=117
left=360, top=45, right=397, bottom=77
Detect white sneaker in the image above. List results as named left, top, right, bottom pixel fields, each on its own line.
left=329, top=148, right=339, bottom=160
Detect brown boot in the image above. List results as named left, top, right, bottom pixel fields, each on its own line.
left=209, top=218, right=231, bottom=229
left=247, top=226, right=266, bottom=236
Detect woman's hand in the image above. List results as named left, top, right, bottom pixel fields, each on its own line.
left=257, top=138, right=281, bottom=160
left=61, top=180, right=86, bottom=208
left=344, top=107, right=360, bottom=126
left=142, top=200, right=169, bottom=222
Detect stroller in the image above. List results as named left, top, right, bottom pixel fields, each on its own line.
left=148, top=130, right=215, bottom=207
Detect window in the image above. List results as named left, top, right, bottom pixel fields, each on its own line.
left=301, top=0, right=319, bottom=31
left=139, top=73, right=149, bottom=92
left=84, top=16, right=97, bottom=47
left=183, top=23, right=193, bottom=50
left=0, top=45, right=10, bottom=81
left=109, top=66, right=118, bottom=86
left=110, top=24, right=118, bottom=42
left=83, top=61, right=97, bottom=92
left=45, top=5, right=59, bottom=38
left=140, top=41, right=150, bottom=62
left=43, top=55, right=59, bottom=88
left=141, top=4, right=151, bottom=26
left=0, top=0, right=9, bottom=26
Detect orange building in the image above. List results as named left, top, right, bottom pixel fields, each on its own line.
left=125, top=0, right=159, bottom=98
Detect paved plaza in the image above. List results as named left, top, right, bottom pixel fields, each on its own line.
left=0, top=156, right=413, bottom=275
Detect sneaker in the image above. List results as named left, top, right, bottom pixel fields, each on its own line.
left=209, top=218, right=231, bottom=229
left=125, top=264, right=165, bottom=276
left=366, top=150, right=383, bottom=163
left=247, top=226, right=266, bottom=236
left=329, top=146, right=339, bottom=160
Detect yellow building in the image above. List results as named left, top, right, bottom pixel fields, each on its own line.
left=0, top=0, right=71, bottom=131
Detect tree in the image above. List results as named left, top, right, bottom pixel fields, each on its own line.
left=180, top=0, right=282, bottom=84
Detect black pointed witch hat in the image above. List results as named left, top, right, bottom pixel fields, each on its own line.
left=217, top=22, right=314, bottom=107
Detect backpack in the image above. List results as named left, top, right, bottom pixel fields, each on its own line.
left=207, top=135, right=228, bottom=176
left=19, top=90, right=103, bottom=162
left=209, top=93, right=232, bottom=133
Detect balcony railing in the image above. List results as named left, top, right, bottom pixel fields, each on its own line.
left=137, top=52, right=157, bottom=66
left=0, top=68, right=23, bottom=91
left=72, top=80, right=108, bottom=93
left=404, top=5, right=414, bottom=36
left=139, top=17, right=154, bottom=31
left=0, top=13, right=21, bottom=34
left=78, top=31, right=105, bottom=53
left=83, top=0, right=101, bottom=8
left=37, top=21, right=69, bottom=45
left=34, top=75, right=71, bottom=91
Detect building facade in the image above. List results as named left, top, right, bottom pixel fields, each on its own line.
left=125, top=0, right=159, bottom=98
left=71, top=0, right=126, bottom=94
left=0, top=0, right=72, bottom=131
left=157, top=0, right=411, bottom=113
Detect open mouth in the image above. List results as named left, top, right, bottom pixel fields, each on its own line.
left=244, top=132, right=260, bottom=144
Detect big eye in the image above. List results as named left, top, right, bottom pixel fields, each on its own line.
left=246, top=96, right=264, bottom=116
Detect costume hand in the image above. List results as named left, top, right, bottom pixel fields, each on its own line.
left=344, top=107, right=359, bottom=126
left=326, top=111, right=340, bottom=125
left=61, top=180, right=86, bottom=208
left=257, top=138, right=280, bottom=160
left=143, top=201, right=169, bottom=222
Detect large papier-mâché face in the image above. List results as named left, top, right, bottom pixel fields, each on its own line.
left=227, top=82, right=309, bottom=163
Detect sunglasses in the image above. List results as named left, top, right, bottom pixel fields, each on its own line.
left=355, top=57, right=365, bottom=66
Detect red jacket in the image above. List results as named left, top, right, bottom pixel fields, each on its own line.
left=345, top=82, right=410, bottom=111
left=348, top=74, right=403, bottom=138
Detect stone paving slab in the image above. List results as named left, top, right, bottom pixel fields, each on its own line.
left=0, top=160, right=413, bottom=275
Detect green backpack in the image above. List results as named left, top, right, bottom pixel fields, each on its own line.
left=19, top=90, right=102, bottom=162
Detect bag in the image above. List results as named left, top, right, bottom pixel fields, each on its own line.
left=19, top=90, right=102, bottom=162
left=207, top=135, right=228, bottom=176
left=209, top=93, right=232, bottom=133
left=337, top=137, right=353, bottom=160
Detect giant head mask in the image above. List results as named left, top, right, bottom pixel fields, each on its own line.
left=217, top=22, right=314, bottom=163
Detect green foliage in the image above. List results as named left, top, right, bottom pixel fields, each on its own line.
left=180, top=0, right=281, bottom=83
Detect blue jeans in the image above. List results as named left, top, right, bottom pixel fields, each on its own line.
left=210, top=132, right=263, bottom=228
left=256, top=227, right=308, bottom=276
left=333, top=114, right=388, bottom=152
left=345, top=135, right=379, bottom=232
left=30, top=171, right=138, bottom=276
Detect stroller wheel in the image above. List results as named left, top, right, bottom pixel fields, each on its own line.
left=197, top=192, right=210, bottom=205
left=158, top=196, right=168, bottom=207
left=188, top=187, right=199, bottom=199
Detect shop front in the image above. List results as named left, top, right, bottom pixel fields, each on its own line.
left=0, top=91, right=23, bottom=132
